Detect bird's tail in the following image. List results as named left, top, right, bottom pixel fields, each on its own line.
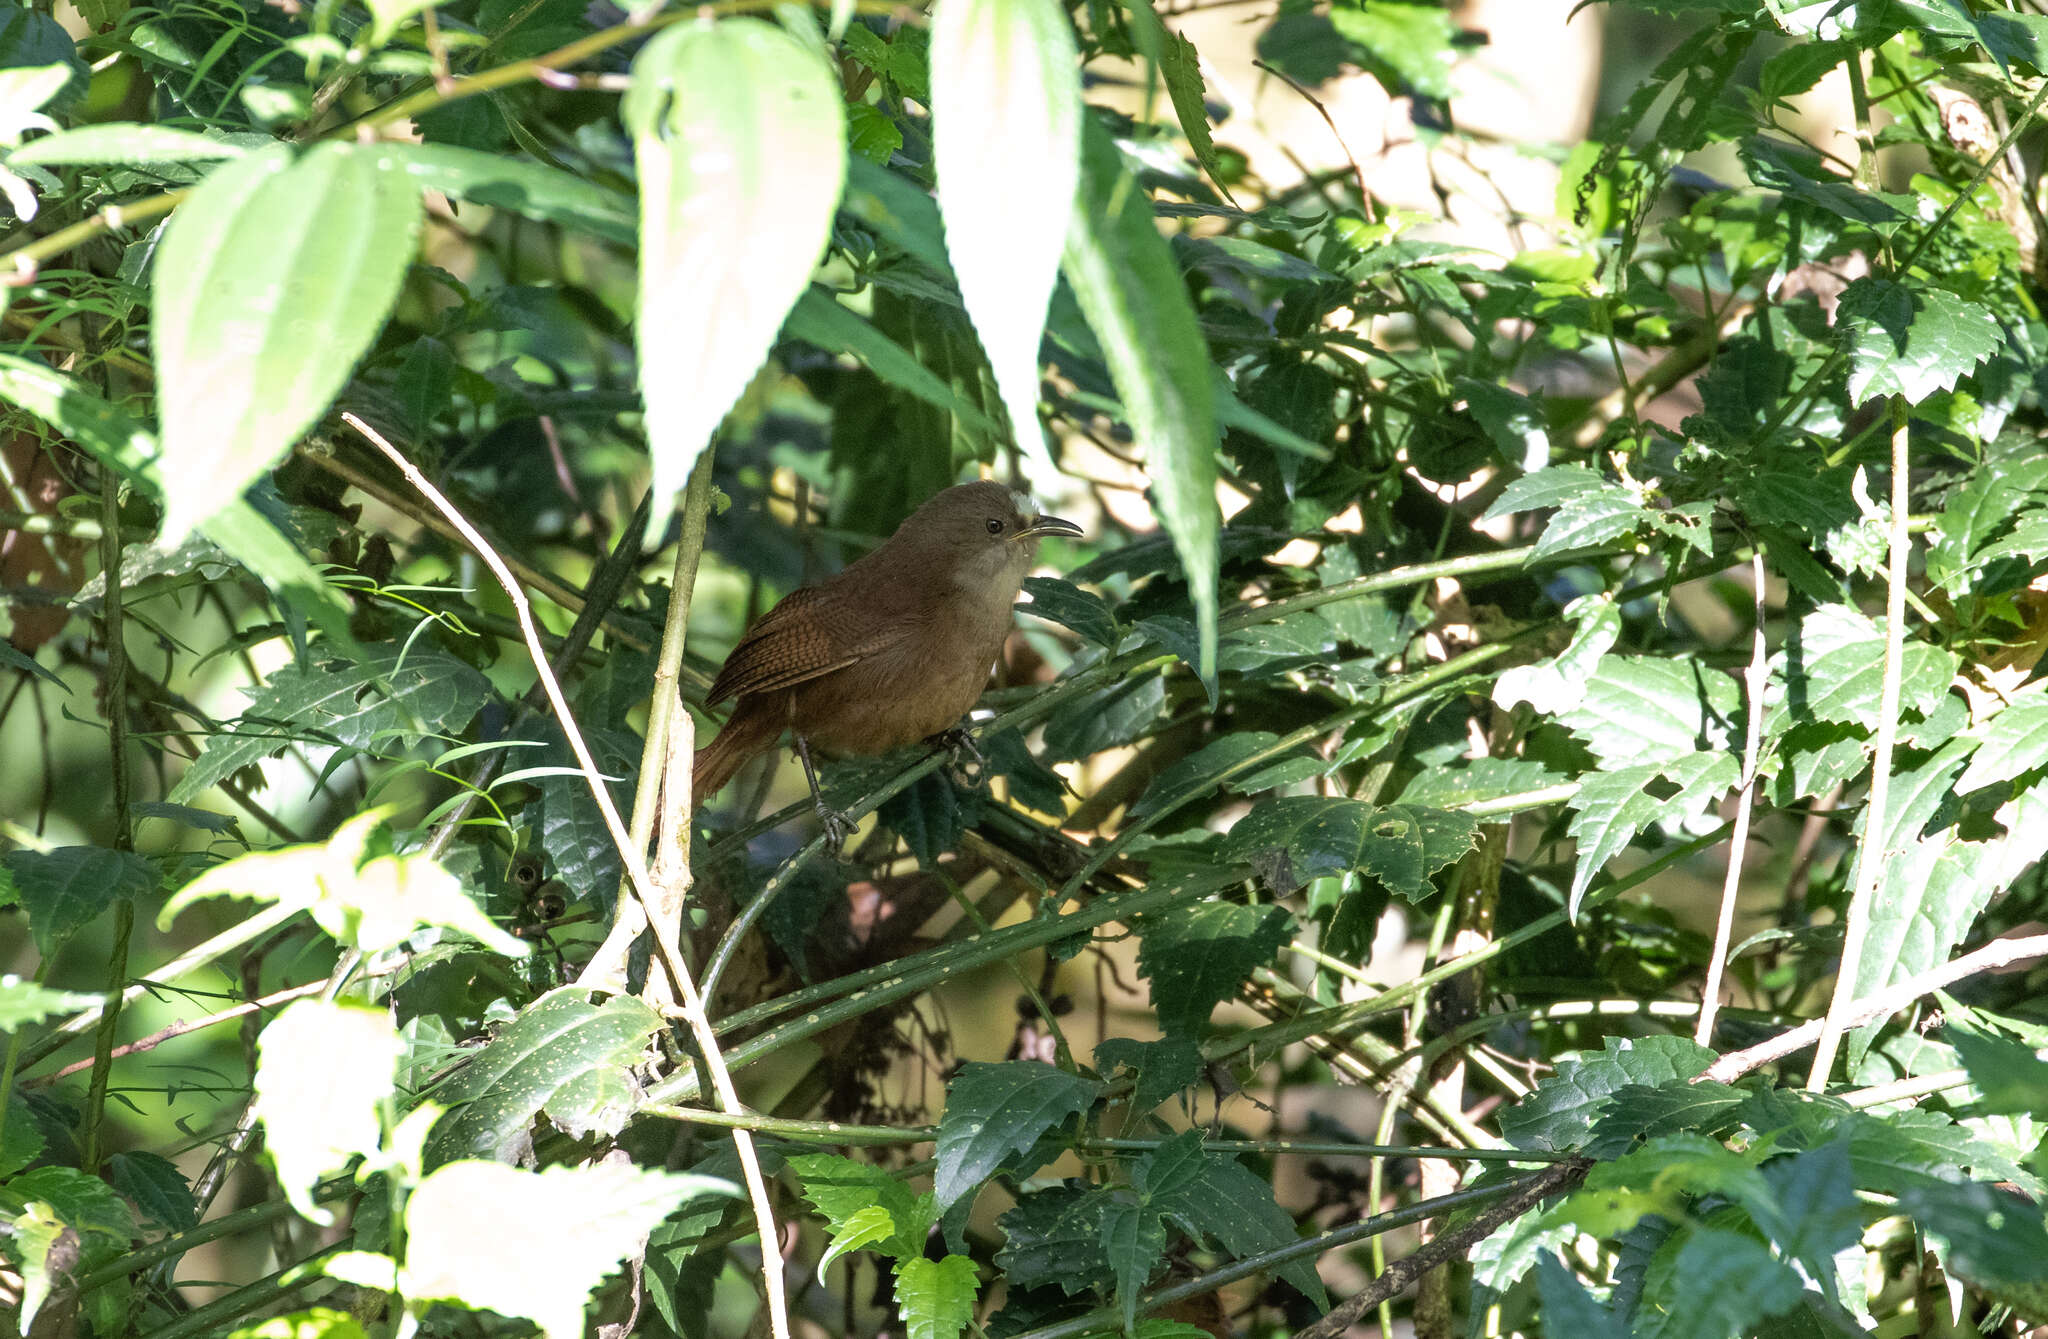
left=691, top=702, right=780, bottom=808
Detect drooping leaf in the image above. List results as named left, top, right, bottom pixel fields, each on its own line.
left=1, top=847, right=156, bottom=957
left=930, top=0, right=1079, bottom=458
left=624, top=17, right=844, bottom=527
left=153, top=143, right=422, bottom=540
left=253, top=1000, right=403, bottom=1223
left=1565, top=751, right=1739, bottom=915
left=1138, top=1130, right=1328, bottom=1305
left=1836, top=278, right=2004, bottom=408
left=1019, top=576, right=1119, bottom=648
left=1063, top=116, right=1219, bottom=677
left=933, top=1061, right=1101, bottom=1209
left=1102, top=1196, right=1168, bottom=1335
left=789, top=1151, right=938, bottom=1263
left=1135, top=901, right=1291, bottom=1036
left=423, top=989, right=664, bottom=1167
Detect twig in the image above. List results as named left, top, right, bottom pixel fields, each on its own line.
left=344, top=415, right=790, bottom=1339
left=1807, top=400, right=1910, bottom=1089
left=1701, top=931, right=2048, bottom=1085
left=1292, top=1160, right=1591, bottom=1339
left=1252, top=59, right=1372, bottom=217
left=28, top=980, right=327, bottom=1086
left=1698, top=547, right=1768, bottom=1045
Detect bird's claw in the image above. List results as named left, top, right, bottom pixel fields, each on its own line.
left=814, top=802, right=853, bottom=858
left=929, top=726, right=988, bottom=787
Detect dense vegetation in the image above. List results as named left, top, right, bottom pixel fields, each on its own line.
left=2, top=0, right=2048, bottom=1337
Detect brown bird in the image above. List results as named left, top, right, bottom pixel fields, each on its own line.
left=692, top=480, right=1082, bottom=846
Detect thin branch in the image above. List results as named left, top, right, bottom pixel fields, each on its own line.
left=1808, top=401, right=1910, bottom=1089
left=28, top=980, right=328, bottom=1086
left=1702, top=931, right=2048, bottom=1085
left=344, top=415, right=790, bottom=1339
left=1698, top=547, right=1768, bottom=1046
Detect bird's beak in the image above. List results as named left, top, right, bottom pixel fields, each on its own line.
left=1014, top=513, right=1083, bottom=541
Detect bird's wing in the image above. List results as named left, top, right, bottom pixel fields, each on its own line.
left=705, top=583, right=917, bottom=705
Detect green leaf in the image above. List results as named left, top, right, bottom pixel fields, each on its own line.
left=8, top=1203, right=66, bottom=1334
left=1216, top=796, right=1478, bottom=899
left=365, top=0, right=437, bottom=46
left=403, top=1160, right=731, bottom=1339
left=225, top=1309, right=372, bottom=1339
left=624, top=17, right=844, bottom=527
left=1481, top=463, right=1610, bottom=519
left=1927, top=450, right=2048, bottom=596
left=1565, top=751, right=1739, bottom=915
left=1900, top=1178, right=2048, bottom=1321
left=1785, top=602, right=1958, bottom=728
left=424, top=989, right=664, bottom=1167
left=1946, top=1023, right=2048, bottom=1117
left=168, top=645, right=492, bottom=804
left=11, top=1166, right=135, bottom=1246
left=1836, top=278, right=2004, bottom=408
left=789, top=1151, right=937, bottom=1262
left=0, top=847, right=156, bottom=957
left=1139, top=1131, right=1327, bottom=1305
left=1740, top=137, right=1911, bottom=226
left=379, top=141, right=633, bottom=242
left=153, top=143, right=422, bottom=541
left=159, top=809, right=527, bottom=959
left=0, top=1091, right=45, bottom=1177
left=995, top=1184, right=1114, bottom=1295
left=106, top=1152, right=198, bottom=1233
left=1129, top=731, right=1302, bottom=821
left=1102, top=1197, right=1167, bottom=1335
left=1582, top=1081, right=1745, bottom=1159
left=817, top=1204, right=900, bottom=1277
left=1136, top=901, right=1292, bottom=1036
left=11, top=123, right=245, bottom=165
left=1157, top=30, right=1230, bottom=198
left=895, top=1254, right=980, bottom=1339
left=1635, top=1228, right=1806, bottom=1339
left=1063, top=116, right=1219, bottom=678
left=785, top=288, right=1005, bottom=439
left=933, top=1061, right=1101, bottom=1209
left=253, top=1000, right=402, bottom=1223
left=1041, top=673, right=1167, bottom=761
left=1534, top=1254, right=1627, bottom=1339
left=1499, top=1035, right=1715, bottom=1153
left=1019, top=576, right=1119, bottom=648
left=1328, top=0, right=1457, bottom=99
left=1494, top=593, right=1622, bottom=715
left=931, top=0, right=1079, bottom=458
left=1557, top=655, right=1741, bottom=769
left=1958, top=687, right=2048, bottom=792
left=1094, top=1037, right=1204, bottom=1115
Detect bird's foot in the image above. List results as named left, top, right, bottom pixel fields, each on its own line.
left=814, top=801, right=853, bottom=858
left=927, top=726, right=988, bottom=788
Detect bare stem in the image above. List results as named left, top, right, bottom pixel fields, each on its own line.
left=1697, top=547, right=1768, bottom=1046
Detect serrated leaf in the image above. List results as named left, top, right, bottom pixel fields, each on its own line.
left=1583, top=1081, right=1745, bottom=1159
left=1158, top=30, right=1228, bottom=197
left=933, top=1061, right=1100, bottom=1209
left=931, top=0, right=1078, bottom=460
left=817, top=1204, right=900, bottom=1278
left=153, top=143, right=421, bottom=541
left=106, top=1152, right=198, bottom=1233
left=159, top=809, right=526, bottom=958
left=1136, top=901, right=1291, bottom=1036
left=624, top=18, right=844, bottom=526
left=1095, top=1037, right=1204, bottom=1115
left=1130, top=732, right=1295, bottom=821
left=1783, top=602, right=1957, bottom=729
left=424, top=989, right=663, bottom=1167
left=1138, top=1131, right=1327, bottom=1305
left=1900, top=1178, right=2048, bottom=1322
left=1927, top=451, right=2048, bottom=595
left=1837, top=278, right=2003, bottom=408
left=0, top=1091, right=44, bottom=1178
left=1102, top=1197, right=1167, bottom=1335
left=1063, top=116, right=1218, bottom=678
left=254, top=1000, right=402, bottom=1223
left=1958, top=689, right=2048, bottom=792
left=789, top=1151, right=937, bottom=1261
left=0, top=847, right=156, bottom=957
left=1557, top=655, right=1741, bottom=769
left=1481, top=464, right=1610, bottom=519
left=12, top=1166, right=135, bottom=1245
left=1534, top=487, right=1646, bottom=559
left=1020, top=576, right=1119, bottom=647
left=996, top=1184, right=1114, bottom=1295
left=1499, top=1036, right=1715, bottom=1153
left=0, top=975, right=105, bottom=1030
left=896, top=1253, right=980, bottom=1339
left=1635, top=1228, right=1805, bottom=1339
left=1495, top=593, right=1622, bottom=716
left=169, top=645, right=492, bottom=804
left=1041, top=673, right=1167, bottom=761
left=1217, top=796, right=1478, bottom=899
left=1947, top=1024, right=2048, bottom=1117
left=1741, top=137, right=1911, bottom=226
left=1566, top=751, right=1738, bottom=915
left=403, top=1160, right=731, bottom=1339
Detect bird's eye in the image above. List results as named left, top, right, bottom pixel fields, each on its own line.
left=985, top=517, right=1004, bottom=535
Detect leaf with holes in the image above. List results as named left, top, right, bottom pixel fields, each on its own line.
left=1217, top=796, right=1477, bottom=900
left=1837, top=278, right=2003, bottom=408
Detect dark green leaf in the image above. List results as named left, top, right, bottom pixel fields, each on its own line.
left=1499, top=1036, right=1715, bottom=1153
left=995, top=1184, right=1113, bottom=1295
left=1836, top=278, right=2004, bottom=408
left=1, top=847, right=156, bottom=957
left=106, top=1152, right=198, bottom=1233
left=1136, top=901, right=1292, bottom=1036
left=1094, top=1037, right=1204, bottom=1115
left=1217, top=796, right=1478, bottom=899
left=934, top=1061, right=1101, bottom=1209
left=1019, top=577, right=1119, bottom=648
left=1139, top=1131, right=1327, bottom=1305
left=1634, top=1228, right=1805, bottom=1339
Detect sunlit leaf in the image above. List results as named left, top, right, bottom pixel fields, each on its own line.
left=254, top=1000, right=403, bottom=1223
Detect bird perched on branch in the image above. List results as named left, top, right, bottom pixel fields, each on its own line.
left=692, top=479, right=1081, bottom=849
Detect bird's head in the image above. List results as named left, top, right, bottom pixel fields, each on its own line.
left=895, top=479, right=1082, bottom=597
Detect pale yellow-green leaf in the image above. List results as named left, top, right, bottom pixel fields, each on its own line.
left=224, top=1308, right=370, bottom=1339
left=402, top=1161, right=737, bottom=1339
left=153, top=143, right=422, bottom=541
left=930, top=0, right=1079, bottom=457
left=10, top=1202, right=65, bottom=1332
left=818, top=1203, right=899, bottom=1280
left=320, top=1251, right=399, bottom=1292
left=158, top=809, right=527, bottom=958
left=364, top=0, right=437, bottom=47
left=623, top=18, right=844, bottom=530
left=0, top=65, right=69, bottom=144
left=254, top=1000, right=403, bottom=1223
